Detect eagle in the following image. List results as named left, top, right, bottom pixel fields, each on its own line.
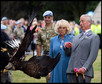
left=4, top=5, right=61, bottom=79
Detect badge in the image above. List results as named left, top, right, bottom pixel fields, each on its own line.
left=46, top=34, right=49, bottom=38
left=60, top=45, right=62, bottom=48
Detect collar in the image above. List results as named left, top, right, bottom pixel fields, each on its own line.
left=84, top=29, right=92, bottom=36
left=58, top=34, right=68, bottom=39
left=45, top=23, right=54, bottom=29
left=79, top=29, right=92, bottom=38
left=84, top=29, right=91, bottom=34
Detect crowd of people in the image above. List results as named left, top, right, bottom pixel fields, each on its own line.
left=1, top=10, right=101, bottom=83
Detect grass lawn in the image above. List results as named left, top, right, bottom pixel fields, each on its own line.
left=91, top=49, right=101, bottom=83
left=11, top=49, right=101, bottom=83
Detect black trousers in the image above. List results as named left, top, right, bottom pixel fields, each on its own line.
left=0, top=71, right=12, bottom=83
left=97, top=34, right=101, bottom=49
left=67, top=73, right=91, bottom=83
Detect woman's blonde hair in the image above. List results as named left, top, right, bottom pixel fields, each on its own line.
left=55, top=19, right=72, bottom=34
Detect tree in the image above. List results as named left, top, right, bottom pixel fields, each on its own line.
left=1, top=1, right=99, bottom=24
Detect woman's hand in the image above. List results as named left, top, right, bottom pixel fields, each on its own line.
left=64, top=42, right=72, bottom=48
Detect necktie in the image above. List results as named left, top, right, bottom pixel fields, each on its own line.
left=79, top=32, right=84, bottom=39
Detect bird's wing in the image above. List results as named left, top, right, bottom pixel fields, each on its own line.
left=24, top=53, right=61, bottom=79
left=11, top=5, right=43, bottom=61
left=5, top=39, right=20, bottom=56
left=38, top=53, right=61, bottom=77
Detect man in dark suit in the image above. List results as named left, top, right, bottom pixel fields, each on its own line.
left=64, top=14, right=100, bottom=83
left=0, top=24, right=12, bottom=83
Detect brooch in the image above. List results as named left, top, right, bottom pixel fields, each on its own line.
left=84, top=32, right=90, bottom=39
left=84, top=36, right=89, bottom=39
left=60, top=45, right=62, bottom=48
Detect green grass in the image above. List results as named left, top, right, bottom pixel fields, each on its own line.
left=91, top=49, right=101, bottom=83
left=11, top=49, right=101, bottom=83
left=11, top=70, right=46, bottom=83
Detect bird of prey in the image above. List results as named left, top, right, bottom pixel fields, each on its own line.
left=4, top=5, right=61, bottom=79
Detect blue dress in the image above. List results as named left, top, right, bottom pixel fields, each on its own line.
left=49, top=34, right=73, bottom=83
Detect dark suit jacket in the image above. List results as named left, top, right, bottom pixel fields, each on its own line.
left=0, top=31, right=11, bottom=70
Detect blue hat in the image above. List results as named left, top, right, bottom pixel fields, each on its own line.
left=16, top=20, right=22, bottom=24
left=2, top=17, right=7, bottom=21
left=1, top=24, right=7, bottom=30
left=43, top=10, right=53, bottom=17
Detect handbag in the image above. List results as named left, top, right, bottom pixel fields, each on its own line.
left=63, top=46, right=72, bottom=56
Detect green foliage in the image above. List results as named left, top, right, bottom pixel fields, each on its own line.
left=71, top=69, right=74, bottom=72
left=1, top=1, right=100, bottom=23
left=85, top=1, right=99, bottom=12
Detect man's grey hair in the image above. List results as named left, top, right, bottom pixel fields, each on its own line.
left=80, top=14, right=92, bottom=24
